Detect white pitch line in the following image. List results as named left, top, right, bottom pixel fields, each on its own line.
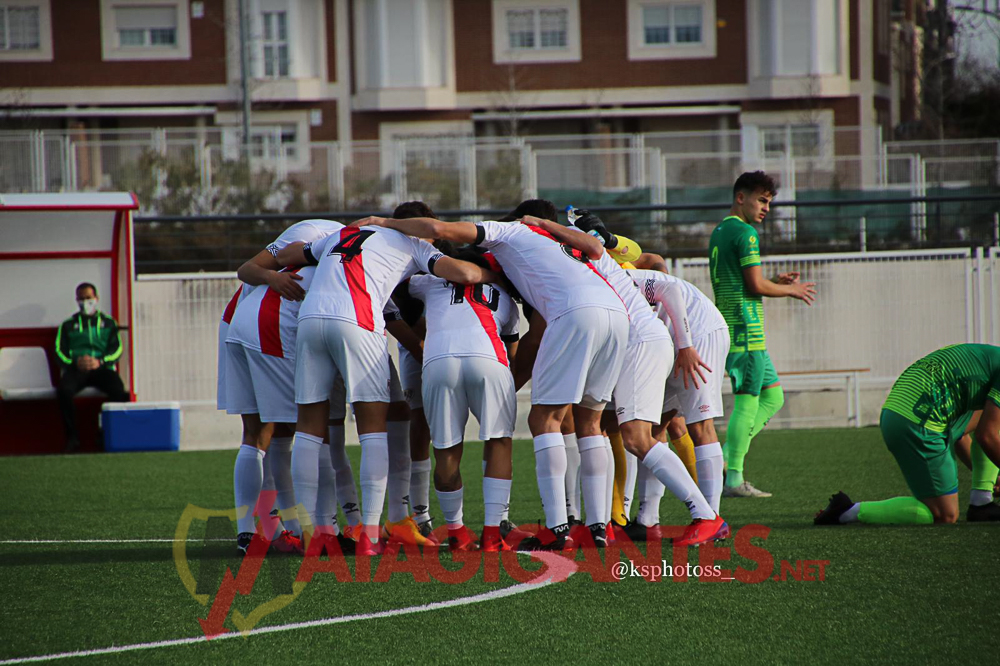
left=0, top=551, right=576, bottom=665
left=0, top=539, right=228, bottom=544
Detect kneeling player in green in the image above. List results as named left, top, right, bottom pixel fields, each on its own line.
left=816, top=344, right=1000, bottom=525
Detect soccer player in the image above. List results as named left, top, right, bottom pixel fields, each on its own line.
left=351, top=205, right=629, bottom=551
left=275, top=222, right=496, bottom=555
left=406, top=249, right=520, bottom=552
left=533, top=215, right=727, bottom=547
left=709, top=171, right=816, bottom=498
left=623, top=259, right=731, bottom=538
left=221, top=219, right=343, bottom=553
left=815, top=344, right=1000, bottom=525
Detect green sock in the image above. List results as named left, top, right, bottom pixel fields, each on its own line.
left=724, top=394, right=759, bottom=488
left=857, top=497, right=934, bottom=525
left=971, top=436, right=999, bottom=502
left=750, top=385, right=784, bottom=438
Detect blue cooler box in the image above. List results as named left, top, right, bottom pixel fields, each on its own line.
left=101, top=402, right=181, bottom=452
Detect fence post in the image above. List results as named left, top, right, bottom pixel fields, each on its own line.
left=994, top=212, right=999, bottom=246
left=859, top=216, right=867, bottom=252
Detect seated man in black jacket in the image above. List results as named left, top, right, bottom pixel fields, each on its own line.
left=56, top=283, right=130, bottom=452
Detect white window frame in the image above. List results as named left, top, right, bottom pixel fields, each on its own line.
left=217, top=110, right=310, bottom=173
left=0, top=0, right=52, bottom=62
left=492, top=0, right=580, bottom=64
left=740, top=109, right=835, bottom=166
left=100, top=0, right=191, bottom=61
left=627, top=0, right=716, bottom=61
left=260, top=9, right=290, bottom=78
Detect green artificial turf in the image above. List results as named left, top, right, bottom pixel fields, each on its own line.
left=0, top=428, right=997, bottom=665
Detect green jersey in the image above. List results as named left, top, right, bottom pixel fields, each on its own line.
left=883, top=344, right=1000, bottom=434
left=708, top=215, right=765, bottom=352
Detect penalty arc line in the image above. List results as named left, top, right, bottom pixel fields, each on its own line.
left=0, top=551, right=577, bottom=665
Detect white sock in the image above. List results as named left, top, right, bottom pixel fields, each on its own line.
left=386, top=421, right=411, bottom=523
left=483, top=460, right=510, bottom=525
left=695, top=442, right=725, bottom=514
left=603, top=437, right=614, bottom=525
left=642, top=442, right=714, bottom=521
left=533, top=432, right=568, bottom=528
left=623, top=451, right=638, bottom=519
left=359, top=431, right=389, bottom=539
left=635, top=464, right=665, bottom=527
left=314, top=444, right=339, bottom=535
left=971, top=489, right=993, bottom=507
left=436, top=487, right=464, bottom=527
left=290, top=432, right=323, bottom=532
left=258, top=448, right=283, bottom=539
left=409, top=458, right=432, bottom=523
left=840, top=502, right=861, bottom=523
left=578, top=435, right=608, bottom=528
left=563, top=433, right=581, bottom=519
left=234, top=445, right=265, bottom=534
left=268, top=437, right=300, bottom=536
left=483, top=477, right=511, bottom=527
left=328, top=425, right=361, bottom=526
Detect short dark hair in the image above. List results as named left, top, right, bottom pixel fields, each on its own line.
left=733, top=171, right=778, bottom=200
left=393, top=201, right=437, bottom=220
left=76, top=282, right=98, bottom=298
left=498, top=199, right=557, bottom=223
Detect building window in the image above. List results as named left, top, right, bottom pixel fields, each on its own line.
left=115, top=6, right=178, bottom=48
left=0, top=1, right=51, bottom=61
left=627, top=0, right=715, bottom=60
left=642, top=4, right=702, bottom=45
left=261, top=10, right=289, bottom=77
left=505, top=7, right=568, bottom=50
left=0, top=5, right=39, bottom=50
left=100, top=0, right=190, bottom=60
left=761, top=124, right=822, bottom=158
left=492, top=0, right=580, bottom=63
left=250, top=124, right=298, bottom=159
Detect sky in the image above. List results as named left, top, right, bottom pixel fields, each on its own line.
left=951, top=1, right=1000, bottom=70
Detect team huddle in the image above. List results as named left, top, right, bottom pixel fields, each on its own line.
left=218, top=170, right=1000, bottom=558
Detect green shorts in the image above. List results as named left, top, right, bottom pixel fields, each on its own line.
left=879, top=408, right=959, bottom=499
left=725, top=350, right=779, bottom=396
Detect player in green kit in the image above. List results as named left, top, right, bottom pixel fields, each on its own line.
left=709, top=171, right=816, bottom=498
left=816, top=344, right=1000, bottom=525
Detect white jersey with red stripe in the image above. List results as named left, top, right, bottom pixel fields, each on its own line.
left=626, top=269, right=728, bottom=342
left=473, top=220, right=627, bottom=322
left=571, top=228, right=671, bottom=347
left=226, top=266, right=316, bottom=360
left=299, top=225, right=444, bottom=334
left=219, top=218, right=345, bottom=324
left=407, top=275, right=519, bottom=367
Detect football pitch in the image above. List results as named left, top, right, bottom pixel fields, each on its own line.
left=1, top=428, right=996, bottom=665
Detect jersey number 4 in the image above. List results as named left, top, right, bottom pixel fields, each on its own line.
left=329, top=229, right=376, bottom=263
left=451, top=283, right=500, bottom=312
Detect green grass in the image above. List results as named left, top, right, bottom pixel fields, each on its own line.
left=1, top=428, right=997, bottom=665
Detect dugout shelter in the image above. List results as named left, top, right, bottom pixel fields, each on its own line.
left=0, top=192, right=139, bottom=454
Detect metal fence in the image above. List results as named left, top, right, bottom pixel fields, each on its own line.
left=3, top=127, right=998, bottom=214
left=132, top=247, right=1000, bottom=434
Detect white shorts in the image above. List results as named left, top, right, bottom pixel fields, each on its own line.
left=224, top=342, right=297, bottom=423
left=398, top=347, right=423, bottom=410
left=422, top=356, right=516, bottom=448
left=531, top=307, right=629, bottom=409
left=216, top=321, right=229, bottom=411
left=663, top=327, right=729, bottom=424
left=613, top=338, right=673, bottom=424
left=295, top=318, right=391, bottom=405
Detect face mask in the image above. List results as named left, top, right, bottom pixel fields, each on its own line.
left=79, top=299, right=98, bottom=316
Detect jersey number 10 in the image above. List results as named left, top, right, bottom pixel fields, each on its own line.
left=451, top=283, right=500, bottom=312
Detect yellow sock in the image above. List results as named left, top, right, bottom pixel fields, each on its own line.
left=609, top=432, right=628, bottom=526
left=671, top=432, right=698, bottom=483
